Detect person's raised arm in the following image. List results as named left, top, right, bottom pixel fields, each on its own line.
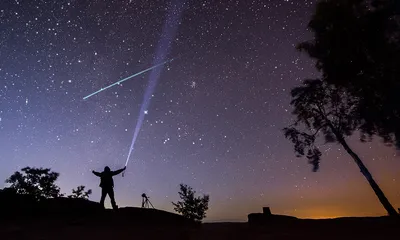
left=112, top=166, right=126, bottom=176
left=92, top=170, right=101, bottom=177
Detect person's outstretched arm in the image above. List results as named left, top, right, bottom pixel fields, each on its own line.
left=92, top=170, right=101, bottom=177
left=112, top=166, right=126, bottom=176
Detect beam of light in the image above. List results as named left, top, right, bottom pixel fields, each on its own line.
left=83, top=58, right=175, bottom=100
left=124, top=0, right=187, bottom=168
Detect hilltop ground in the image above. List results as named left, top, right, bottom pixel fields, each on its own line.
left=1, top=213, right=398, bottom=240
left=0, top=197, right=398, bottom=239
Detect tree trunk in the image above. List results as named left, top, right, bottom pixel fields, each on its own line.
left=335, top=134, right=398, bottom=217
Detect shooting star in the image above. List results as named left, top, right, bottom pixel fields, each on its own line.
left=83, top=58, right=175, bottom=100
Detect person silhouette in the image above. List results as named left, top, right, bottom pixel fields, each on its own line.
left=92, top=166, right=126, bottom=210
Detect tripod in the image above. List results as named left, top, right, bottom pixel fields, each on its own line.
left=141, top=193, right=154, bottom=209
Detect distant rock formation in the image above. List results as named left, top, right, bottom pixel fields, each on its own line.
left=248, top=207, right=297, bottom=225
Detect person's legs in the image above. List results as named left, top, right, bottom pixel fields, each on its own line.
left=108, top=188, right=118, bottom=209
left=100, top=188, right=107, bottom=209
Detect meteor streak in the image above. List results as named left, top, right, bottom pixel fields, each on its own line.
left=83, top=58, right=175, bottom=100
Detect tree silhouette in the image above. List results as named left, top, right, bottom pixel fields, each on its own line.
left=172, top=184, right=210, bottom=222
left=283, top=79, right=398, bottom=216
left=5, top=167, right=62, bottom=201
left=68, top=185, right=92, bottom=199
left=298, top=0, right=400, bottom=148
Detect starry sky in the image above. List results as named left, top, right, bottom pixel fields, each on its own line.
left=1, top=0, right=399, bottom=222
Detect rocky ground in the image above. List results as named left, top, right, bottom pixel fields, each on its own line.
left=1, top=208, right=398, bottom=240
left=0, top=195, right=398, bottom=239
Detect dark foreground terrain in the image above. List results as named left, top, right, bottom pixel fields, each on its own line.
left=1, top=214, right=398, bottom=240
left=0, top=196, right=398, bottom=239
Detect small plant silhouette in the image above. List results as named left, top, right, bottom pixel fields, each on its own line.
left=68, top=185, right=92, bottom=199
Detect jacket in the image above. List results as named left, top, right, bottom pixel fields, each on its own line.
left=92, top=168, right=124, bottom=189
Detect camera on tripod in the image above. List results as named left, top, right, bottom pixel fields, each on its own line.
left=141, top=193, right=154, bottom=209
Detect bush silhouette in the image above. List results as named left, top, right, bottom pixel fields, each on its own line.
left=5, top=167, right=62, bottom=201
left=172, top=184, right=209, bottom=223
left=68, top=185, right=92, bottom=199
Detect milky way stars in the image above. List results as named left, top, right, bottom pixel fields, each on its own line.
left=1, top=0, right=399, bottom=221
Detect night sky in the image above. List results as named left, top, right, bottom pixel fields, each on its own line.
left=1, top=0, right=399, bottom=222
